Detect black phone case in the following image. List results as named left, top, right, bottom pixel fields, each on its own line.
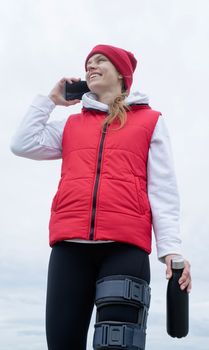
left=65, top=81, right=90, bottom=100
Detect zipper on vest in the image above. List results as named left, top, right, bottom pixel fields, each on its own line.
left=89, top=123, right=108, bottom=240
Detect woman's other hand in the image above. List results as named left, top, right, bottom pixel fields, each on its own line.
left=48, top=77, right=81, bottom=106
left=165, top=254, right=192, bottom=293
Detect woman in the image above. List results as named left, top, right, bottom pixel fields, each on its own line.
left=10, top=44, right=192, bottom=350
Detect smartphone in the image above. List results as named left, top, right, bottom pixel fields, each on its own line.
left=65, top=80, right=90, bottom=100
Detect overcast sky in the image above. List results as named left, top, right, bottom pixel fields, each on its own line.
left=1, top=0, right=209, bottom=349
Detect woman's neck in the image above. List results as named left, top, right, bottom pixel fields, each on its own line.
left=97, top=89, right=122, bottom=105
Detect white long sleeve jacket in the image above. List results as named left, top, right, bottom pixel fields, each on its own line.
left=10, top=91, right=182, bottom=262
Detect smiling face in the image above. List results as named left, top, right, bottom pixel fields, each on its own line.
left=85, top=54, right=123, bottom=97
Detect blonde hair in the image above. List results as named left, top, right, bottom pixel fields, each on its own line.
left=101, top=91, right=130, bottom=132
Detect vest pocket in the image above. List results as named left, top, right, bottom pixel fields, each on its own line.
left=51, top=178, right=64, bottom=212
left=134, top=176, right=145, bottom=215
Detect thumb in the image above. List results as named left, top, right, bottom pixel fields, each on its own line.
left=165, top=260, right=172, bottom=279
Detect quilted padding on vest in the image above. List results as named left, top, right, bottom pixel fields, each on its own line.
left=49, top=105, right=161, bottom=253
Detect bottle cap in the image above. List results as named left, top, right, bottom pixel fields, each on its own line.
left=171, top=256, right=184, bottom=269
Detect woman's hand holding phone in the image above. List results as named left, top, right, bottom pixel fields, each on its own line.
left=48, top=77, right=81, bottom=106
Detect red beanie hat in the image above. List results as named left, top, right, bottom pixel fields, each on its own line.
left=85, top=44, right=137, bottom=92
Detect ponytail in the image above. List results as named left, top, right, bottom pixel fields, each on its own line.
left=101, top=92, right=130, bottom=132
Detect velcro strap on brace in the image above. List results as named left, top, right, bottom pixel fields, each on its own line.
left=95, top=276, right=151, bottom=308
left=93, top=322, right=146, bottom=350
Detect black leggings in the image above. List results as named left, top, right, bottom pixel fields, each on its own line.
left=45, top=241, right=151, bottom=350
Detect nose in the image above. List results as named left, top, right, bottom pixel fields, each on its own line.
left=86, top=60, right=98, bottom=73
left=86, top=65, right=97, bottom=80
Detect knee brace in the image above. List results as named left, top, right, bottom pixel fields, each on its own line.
left=93, top=275, right=151, bottom=350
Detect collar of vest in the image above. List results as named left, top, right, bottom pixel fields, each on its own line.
left=82, top=104, right=151, bottom=114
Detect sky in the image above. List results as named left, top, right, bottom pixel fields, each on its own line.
left=1, top=0, right=209, bottom=349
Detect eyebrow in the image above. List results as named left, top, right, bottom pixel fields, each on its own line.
left=86, top=54, right=106, bottom=65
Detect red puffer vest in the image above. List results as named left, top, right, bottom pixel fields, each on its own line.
left=49, top=105, right=161, bottom=253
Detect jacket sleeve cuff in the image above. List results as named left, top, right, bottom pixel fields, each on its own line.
left=156, top=238, right=182, bottom=263
left=31, top=94, right=56, bottom=113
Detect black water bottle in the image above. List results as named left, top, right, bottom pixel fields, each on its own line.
left=166, top=257, right=189, bottom=338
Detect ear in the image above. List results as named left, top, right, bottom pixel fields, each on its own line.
left=118, top=74, right=123, bottom=80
